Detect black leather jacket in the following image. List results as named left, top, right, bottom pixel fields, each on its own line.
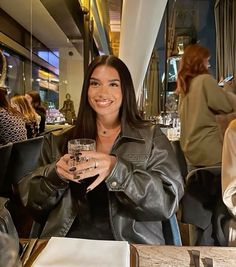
left=19, top=122, right=184, bottom=244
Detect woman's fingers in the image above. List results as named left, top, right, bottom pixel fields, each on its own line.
left=86, top=174, right=106, bottom=192
left=55, top=152, right=117, bottom=187
left=56, top=154, right=78, bottom=181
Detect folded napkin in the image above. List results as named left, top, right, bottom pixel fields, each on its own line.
left=32, top=237, right=130, bottom=267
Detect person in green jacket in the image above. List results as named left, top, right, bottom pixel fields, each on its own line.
left=176, top=44, right=234, bottom=169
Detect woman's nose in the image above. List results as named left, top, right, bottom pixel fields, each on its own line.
left=98, top=84, right=109, bottom=94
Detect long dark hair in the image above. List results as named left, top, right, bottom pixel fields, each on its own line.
left=176, top=44, right=210, bottom=95
left=25, top=90, right=46, bottom=114
left=73, top=55, right=147, bottom=139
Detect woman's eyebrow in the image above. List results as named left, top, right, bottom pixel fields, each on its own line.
left=90, top=77, right=120, bottom=82
left=109, top=79, right=120, bottom=82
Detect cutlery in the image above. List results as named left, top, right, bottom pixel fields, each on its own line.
left=189, top=249, right=200, bottom=267
left=203, top=257, right=213, bottom=267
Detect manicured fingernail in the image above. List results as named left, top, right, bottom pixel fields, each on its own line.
left=69, top=166, right=76, bottom=172
left=86, top=188, right=91, bottom=193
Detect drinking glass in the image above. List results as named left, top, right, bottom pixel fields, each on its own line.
left=68, top=138, right=96, bottom=166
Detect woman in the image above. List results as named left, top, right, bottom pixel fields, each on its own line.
left=0, top=88, right=27, bottom=145
left=176, top=44, right=233, bottom=169
left=25, top=90, right=46, bottom=134
left=222, top=119, right=236, bottom=246
left=19, top=55, right=184, bottom=244
left=177, top=44, right=234, bottom=246
left=10, top=95, right=40, bottom=138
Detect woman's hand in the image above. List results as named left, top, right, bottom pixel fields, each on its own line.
left=75, top=151, right=117, bottom=192
left=56, top=154, right=79, bottom=182
left=56, top=151, right=117, bottom=191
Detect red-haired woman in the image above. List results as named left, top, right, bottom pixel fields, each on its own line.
left=177, top=44, right=235, bottom=246
left=176, top=44, right=233, bottom=169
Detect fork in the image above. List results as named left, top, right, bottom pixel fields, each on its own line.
left=203, top=257, right=213, bottom=267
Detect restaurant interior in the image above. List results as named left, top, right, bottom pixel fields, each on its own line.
left=0, top=0, right=236, bottom=266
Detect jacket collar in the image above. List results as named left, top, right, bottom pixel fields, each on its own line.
left=120, top=117, right=144, bottom=141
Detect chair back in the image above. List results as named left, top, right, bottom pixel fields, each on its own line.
left=163, top=214, right=182, bottom=245
left=0, top=143, right=13, bottom=195
left=1, top=136, right=44, bottom=198
left=182, top=165, right=222, bottom=225
left=3, top=136, right=44, bottom=237
left=7, top=136, right=44, bottom=185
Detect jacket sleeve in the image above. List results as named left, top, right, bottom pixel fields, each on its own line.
left=203, top=75, right=233, bottom=113
left=18, top=162, right=69, bottom=222
left=222, top=120, right=236, bottom=217
left=105, top=127, right=184, bottom=221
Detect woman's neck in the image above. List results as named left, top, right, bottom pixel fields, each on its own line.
left=96, top=117, right=121, bottom=137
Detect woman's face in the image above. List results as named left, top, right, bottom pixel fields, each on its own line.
left=203, top=57, right=211, bottom=70
left=25, top=94, right=32, bottom=104
left=88, top=65, right=122, bottom=119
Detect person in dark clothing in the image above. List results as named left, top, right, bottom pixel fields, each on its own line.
left=25, top=90, right=46, bottom=134
left=19, top=55, right=184, bottom=244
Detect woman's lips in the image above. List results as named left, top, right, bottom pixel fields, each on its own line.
left=95, top=99, right=113, bottom=107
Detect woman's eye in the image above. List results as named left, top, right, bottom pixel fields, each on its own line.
left=110, top=82, right=119, bottom=87
left=90, top=81, right=99, bottom=87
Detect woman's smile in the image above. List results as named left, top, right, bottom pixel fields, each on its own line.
left=88, top=65, right=122, bottom=117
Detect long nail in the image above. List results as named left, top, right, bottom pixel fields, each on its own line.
left=86, top=188, right=91, bottom=193
left=69, top=166, right=76, bottom=172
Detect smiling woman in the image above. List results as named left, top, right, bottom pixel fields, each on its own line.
left=19, top=55, right=184, bottom=244
left=88, top=65, right=122, bottom=120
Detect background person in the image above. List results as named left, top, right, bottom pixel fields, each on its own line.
left=19, top=55, right=184, bottom=244
left=25, top=90, right=46, bottom=134
left=10, top=95, right=40, bottom=138
left=176, top=43, right=234, bottom=169
left=0, top=88, right=27, bottom=145
left=176, top=43, right=234, bottom=246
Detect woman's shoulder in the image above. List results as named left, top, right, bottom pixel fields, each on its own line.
left=194, top=74, right=219, bottom=91
left=195, top=73, right=214, bottom=82
left=138, top=123, right=163, bottom=138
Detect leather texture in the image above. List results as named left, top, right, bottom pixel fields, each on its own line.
left=0, top=197, right=19, bottom=241
left=0, top=142, right=13, bottom=195
left=2, top=136, right=44, bottom=198
left=19, top=123, right=184, bottom=244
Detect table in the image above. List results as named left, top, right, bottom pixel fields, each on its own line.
left=20, top=239, right=236, bottom=267
left=134, top=244, right=236, bottom=267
